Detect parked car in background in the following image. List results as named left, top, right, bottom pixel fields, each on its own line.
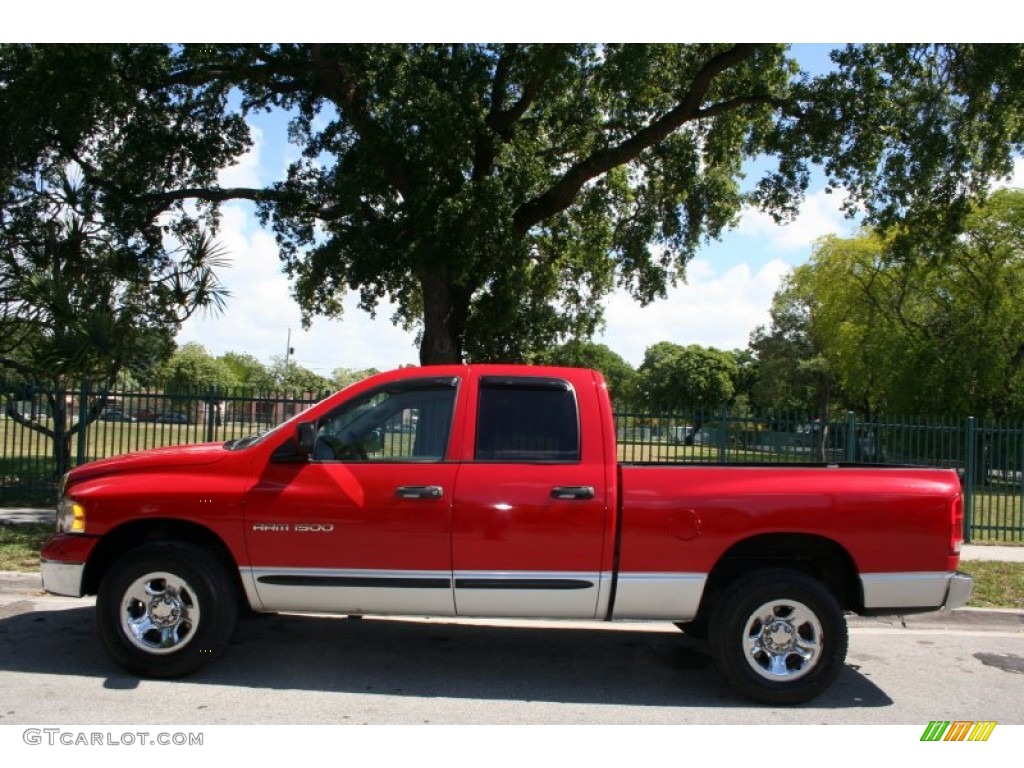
left=154, top=412, right=189, bottom=424
left=97, top=408, right=136, bottom=423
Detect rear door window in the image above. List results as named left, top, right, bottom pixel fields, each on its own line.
left=474, top=377, right=580, bottom=462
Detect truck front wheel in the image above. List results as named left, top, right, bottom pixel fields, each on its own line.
left=708, top=568, right=848, bottom=705
left=96, top=542, right=238, bottom=678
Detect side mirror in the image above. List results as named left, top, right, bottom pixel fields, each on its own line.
left=296, top=422, right=316, bottom=455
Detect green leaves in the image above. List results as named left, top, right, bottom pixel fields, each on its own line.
left=768, top=45, right=1024, bottom=250
left=637, top=341, right=737, bottom=412
left=0, top=170, right=229, bottom=388
left=5, top=43, right=1024, bottom=367
left=759, top=190, right=1024, bottom=419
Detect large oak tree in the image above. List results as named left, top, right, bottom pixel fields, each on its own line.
left=3, top=44, right=1023, bottom=365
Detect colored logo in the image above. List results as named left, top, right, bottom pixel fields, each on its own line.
left=921, top=721, right=997, bottom=742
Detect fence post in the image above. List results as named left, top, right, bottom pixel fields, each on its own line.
left=717, top=405, right=728, bottom=463
left=963, top=416, right=976, bottom=544
left=75, top=380, right=90, bottom=467
left=205, top=387, right=217, bottom=443
left=846, top=411, right=857, bottom=463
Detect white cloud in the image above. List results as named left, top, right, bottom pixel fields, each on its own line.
left=738, top=188, right=857, bottom=252
left=217, top=125, right=264, bottom=189
left=176, top=202, right=420, bottom=374
left=992, top=156, right=1024, bottom=191
left=596, top=258, right=792, bottom=367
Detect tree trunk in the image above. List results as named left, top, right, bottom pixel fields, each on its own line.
left=418, top=271, right=470, bottom=365
left=41, top=389, right=75, bottom=480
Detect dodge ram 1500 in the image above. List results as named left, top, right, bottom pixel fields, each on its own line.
left=41, top=365, right=973, bottom=704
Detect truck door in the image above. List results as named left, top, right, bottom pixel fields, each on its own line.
left=451, top=374, right=612, bottom=618
left=243, top=376, right=461, bottom=616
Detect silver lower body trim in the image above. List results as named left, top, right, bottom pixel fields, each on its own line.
left=611, top=572, right=706, bottom=620
left=861, top=571, right=972, bottom=611
left=242, top=567, right=610, bottom=619
left=244, top=567, right=456, bottom=616
left=41, top=560, right=85, bottom=597
left=453, top=570, right=607, bottom=619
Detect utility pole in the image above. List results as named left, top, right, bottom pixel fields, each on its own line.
left=284, top=328, right=293, bottom=374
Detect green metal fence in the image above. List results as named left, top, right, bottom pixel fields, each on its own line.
left=3, top=384, right=1023, bottom=542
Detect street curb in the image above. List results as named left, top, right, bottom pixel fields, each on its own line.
left=847, top=608, right=1024, bottom=630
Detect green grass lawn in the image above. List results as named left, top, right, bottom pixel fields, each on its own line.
left=961, top=560, right=1024, bottom=610
left=0, top=524, right=52, bottom=571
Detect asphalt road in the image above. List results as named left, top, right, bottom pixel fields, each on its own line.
left=0, top=587, right=1020, bottom=726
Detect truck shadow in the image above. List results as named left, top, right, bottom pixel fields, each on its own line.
left=0, top=605, right=892, bottom=710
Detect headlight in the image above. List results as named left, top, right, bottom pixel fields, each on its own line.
left=56, top=498, right=86, bottom=534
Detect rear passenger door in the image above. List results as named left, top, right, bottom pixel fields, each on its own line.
left=451, top=374, right=611, bottom=618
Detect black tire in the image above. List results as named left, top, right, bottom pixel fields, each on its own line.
left=96, top=542, right=238, bottom=678
left=708, top=568, right=847, bottom=705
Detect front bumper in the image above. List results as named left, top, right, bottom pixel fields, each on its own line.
left=39, top=534, right=99, bottom=597
left=41, top=560, right=87, bottom=597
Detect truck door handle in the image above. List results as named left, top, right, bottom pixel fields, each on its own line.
left=395, top=485, right=444, bottom=500
left=550, top=485, right=595, bottom=500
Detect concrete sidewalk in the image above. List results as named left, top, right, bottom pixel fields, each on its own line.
left=3, top=506, right=1023, bottom=562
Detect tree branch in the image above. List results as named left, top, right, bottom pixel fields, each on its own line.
left=309, top=45, right=416, bottom=199
left=0, top=356, right=40, bottom=379
left=2, top=400, right=55, bottom=440
left=512, top=44, right=768, bottom=237
left=139, top=186, right=288, bottom=206
left=490, top=45, right=564, bottom=139
left=472, top=44, right=567, bottom=182
left=167, top=65, right=307, bottom=95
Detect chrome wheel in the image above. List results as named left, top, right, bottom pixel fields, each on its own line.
left=709, top=568, right=847, bottom=704
left=98, top=542, right=238, bottom=678
left=119, top=571, right=201, bottom=654
left=742, top=598, right=822, bottom=682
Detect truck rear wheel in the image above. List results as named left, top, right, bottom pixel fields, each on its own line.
left=96, top=542, right=238, bottom=678
left=708, top=568, right=847, bottom=705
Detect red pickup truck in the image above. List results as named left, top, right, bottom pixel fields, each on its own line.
left=41, top=364, right=972, bottom=704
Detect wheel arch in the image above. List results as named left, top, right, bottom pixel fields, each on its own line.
left=696, top=533, right=863, bottom=623
left=82, top=518, right=244, bottom=607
